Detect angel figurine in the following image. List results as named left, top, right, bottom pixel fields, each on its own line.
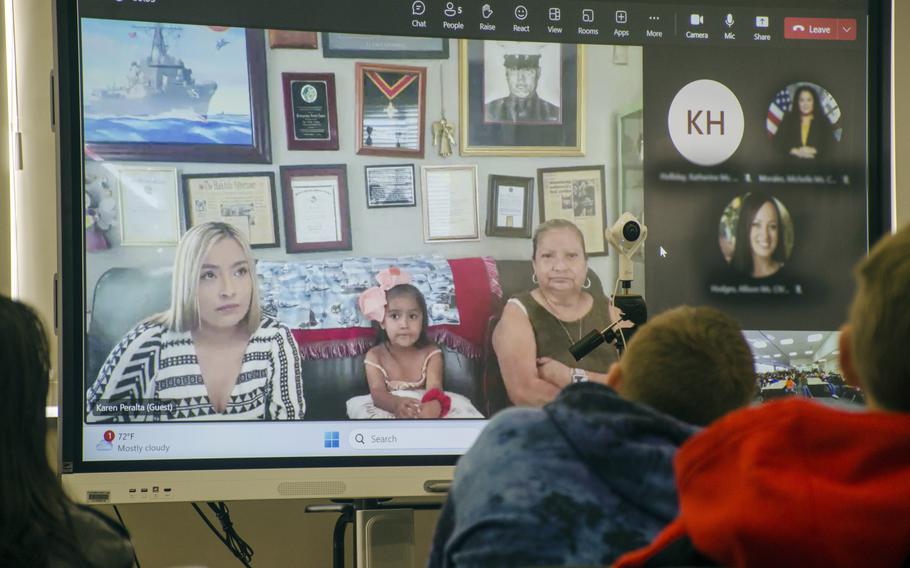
left=432, top=116, right=457, bottom=158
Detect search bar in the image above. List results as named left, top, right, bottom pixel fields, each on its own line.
left=348, top=428, right=480, bottom=450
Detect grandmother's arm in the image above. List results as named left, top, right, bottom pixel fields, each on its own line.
left=535, top=356, right=609, bottom=389
left=492, top=301, right=561, bottom=406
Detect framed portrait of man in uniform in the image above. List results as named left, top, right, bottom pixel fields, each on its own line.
left=459, top=40, right=584, bottom=156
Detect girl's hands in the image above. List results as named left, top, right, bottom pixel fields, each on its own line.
left=393, top=396, right=421, bottom=418
left=418, top=400, right=442, bottom=419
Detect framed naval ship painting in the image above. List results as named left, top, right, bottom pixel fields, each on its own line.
left=81, top=20, right=271, bottom=163
left=459, top=39, right=584, bottom=157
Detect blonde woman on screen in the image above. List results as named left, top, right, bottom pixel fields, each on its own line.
left=87, top=222, right=305, bottom=422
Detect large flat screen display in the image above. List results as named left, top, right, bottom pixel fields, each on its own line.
left=56, top=0, right=889, bottom=502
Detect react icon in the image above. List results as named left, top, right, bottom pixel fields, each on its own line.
left=667, top=79, right=744, bottom=166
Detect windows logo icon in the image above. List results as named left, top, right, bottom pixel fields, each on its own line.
left=323, top=431, right=340, bottom=449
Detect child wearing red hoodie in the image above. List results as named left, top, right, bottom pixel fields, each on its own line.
left=616, top=224, right=910, bottom=568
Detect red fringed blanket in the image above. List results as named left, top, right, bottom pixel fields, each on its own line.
left=291, top=257, right=501, bottom=360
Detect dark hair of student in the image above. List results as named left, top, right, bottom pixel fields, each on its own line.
left=374, top=284, right=432, bottom=348
left=0, top=297, right=91, bottom=566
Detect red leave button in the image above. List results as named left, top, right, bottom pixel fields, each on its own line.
left=784, top=17, right=857, bottom=41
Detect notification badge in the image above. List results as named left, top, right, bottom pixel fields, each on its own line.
left=96, top=429, right=115, bottom=451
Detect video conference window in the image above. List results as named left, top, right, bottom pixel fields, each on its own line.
left=80, top=19, right=644, bottom=425
left=79, top=12, right=869, bottom=442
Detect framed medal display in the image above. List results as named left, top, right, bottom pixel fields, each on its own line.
left=355, top=62, right=426, bottom=158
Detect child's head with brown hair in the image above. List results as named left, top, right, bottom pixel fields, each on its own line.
left=613, top=305, right=756, bottom=426
left=840, top=224, right=910, bottom=411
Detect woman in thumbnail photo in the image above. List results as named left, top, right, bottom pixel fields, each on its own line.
left=86, top=222, right=305, bottom=422
left=722, top=192, right=794, bottom=280
left=772, top=84, right=835, bottom=161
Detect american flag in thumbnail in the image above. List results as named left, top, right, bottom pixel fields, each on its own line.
left=766, top=88, right=792, bottom=138
left=820, top=89, right=843, bottom=141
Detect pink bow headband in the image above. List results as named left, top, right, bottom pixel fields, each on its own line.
left=357, top=266, right=413, bottom=322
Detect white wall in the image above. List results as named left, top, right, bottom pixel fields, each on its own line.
left=83, top=41, right=643, bottom=312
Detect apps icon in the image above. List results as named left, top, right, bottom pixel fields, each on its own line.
left=514, top=5, right=528, bottom=20
left=581, top=8, right=594, bottom=23
left=615, top=10, right=628, bottom=24
left=411, top=1, right=426, bottom=16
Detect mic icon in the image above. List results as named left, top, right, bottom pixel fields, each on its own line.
left=724, top=13, right=735, bottom=28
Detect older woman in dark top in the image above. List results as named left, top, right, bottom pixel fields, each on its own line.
left=492, top=219, right=620, bottom=406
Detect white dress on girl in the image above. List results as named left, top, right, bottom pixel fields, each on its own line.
left=346, top=349, right=484, bottom=419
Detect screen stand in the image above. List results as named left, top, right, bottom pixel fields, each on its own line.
left=306, top=499, right=442, bottom=568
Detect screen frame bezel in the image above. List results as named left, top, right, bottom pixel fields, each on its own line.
left=55, top=0, right=893, bottom=482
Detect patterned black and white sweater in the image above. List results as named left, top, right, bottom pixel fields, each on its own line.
left=86, top=316, right=305, bottom=422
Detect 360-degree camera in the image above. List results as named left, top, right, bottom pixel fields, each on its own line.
left=606, top=212, right=647, bottom=282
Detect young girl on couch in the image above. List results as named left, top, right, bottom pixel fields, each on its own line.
left=346, top=267, right=483, bottom=419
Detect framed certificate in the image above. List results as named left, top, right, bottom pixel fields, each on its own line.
left=420, top=165, right=480, bottom=242
left=365, top=164, right=417, bottom=208
left=280, top=164, right=352, bottom=253
left=486, top=175, right=533, bottom=238
left=282, top=72, right=339, bottom=151
left=537, top=166, right=608, bottom=256
left=117, top=167, right=180, bottom=246
left=182, top=172, right=280, bottom=248
left=356, top=62, right=426, bottom=158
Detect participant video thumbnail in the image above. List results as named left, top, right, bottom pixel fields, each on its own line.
left=642, top=44, right=867, bottom=330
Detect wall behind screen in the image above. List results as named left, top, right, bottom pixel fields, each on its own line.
left=8, top=0, right=58, bottom=403
left=83, top=39, right=642, bottom=315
